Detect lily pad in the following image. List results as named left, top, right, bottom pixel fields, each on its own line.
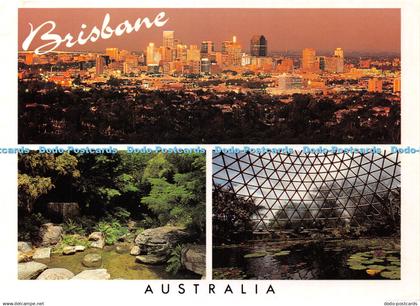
left=366, top=265, right=386, bottom=271
left=390, top=261, right=400, bottom=266
left=370, top=258, right=385, bottom=263
left=380, top=270, right=400, bottom=280
left=366, top=269, right=382, bottom=276
left=385, top=265, right=400, bottom=271
left=349, top=264, right=367, bottom=270
left=387, top=256, right=400, bottom=261
left=360, top=259, right=376, bottom=265
left=244, top=252, right=267, bottom=259
left=273, top=250, right=291, bottom=256
left=266, top=248, right=282, bottom=253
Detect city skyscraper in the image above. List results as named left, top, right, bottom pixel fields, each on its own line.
left=222, top=36, right=242, bottom=66
left=95, top=55, right=105, bottom=75
left=163, top=31, right=175, bottom=49
left=105, top=48, right=119, bottom=61
left=201, top=41, right=215, bottom=54
left=368, top=78, right=383, bottom=92
left=302, top=48, right=317, bottom=72
left=250, top=35, right=268, bottom=57
left=146, top=42, right=156, bottom=65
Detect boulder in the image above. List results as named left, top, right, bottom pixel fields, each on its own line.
left=32, top=247, right=51, bottom=260
left=18, top=241, right=33, bottom=253
left=181, top=244, right=206, bottom=276
left=134, top=226, right=191, bottom=264
left=135, top=255, right=164, bottom=265
left=36, top=268, right=74, bottom=280
left=18, top=251, right=31, bottom=263
left=45, top=202, right=80, bottom=222
left=75, top=245, right=86, bottom=252
left=130, top=246, right=141, bottom=256
left=72, top=269, right=110, bottom=280
left=82, top=254, right=102, bottom=268
left=62, top=246, right=77, bottom=255
left=88, top=232, right=105, bottom=249
left=38, top=223, right=63, bottom=246
left=18, top=262, right=48, bottom=280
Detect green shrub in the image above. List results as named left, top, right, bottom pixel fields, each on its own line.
left=95, top=220, right=128, bottom=245
left=18, top=212, right=48, bottom=242
left=63, top=219, right=86, bottom=236
left=53, top=234, right=90, bottom=254
left=113, top=207, right=131, bottom=223
left=166, top=244, right=184, bottom=275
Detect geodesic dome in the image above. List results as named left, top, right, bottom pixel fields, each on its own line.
left=213, top=151, right=400, bottom=231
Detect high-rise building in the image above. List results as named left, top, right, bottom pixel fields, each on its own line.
left=334, top=48, right=344, bottom=58
left=146, top=43, right=156, bottom=65
left=200, top=58, right=211, bottom=74
left=176, top=44, right=188, bottom=62
left=187, top=45, right=200, bottom=62
left=222, top=36, right=242, bottom=66
left=368, top=78, right=383, bottom=93
left=201, top=41, right=215, bottom=54
left=250, top=35, right=267, bottom=57
left=105, top=48, right=119, bottom=61
left=302, top=48, right=317, bottom=72
left=95, top=55, right=105, bottom=75
left=163, top=31, right=175, bottom=49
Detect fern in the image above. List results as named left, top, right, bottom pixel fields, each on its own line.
left=165, top=245, right=183, bottom=275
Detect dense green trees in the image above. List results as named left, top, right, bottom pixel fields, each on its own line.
left=18, top=80, right=400, bottom=144
left=18, top=152, right=206, bottom=237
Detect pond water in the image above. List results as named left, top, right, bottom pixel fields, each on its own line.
left=213, top=238, right=400, bottom=280
left=38, top=245, right=199, bottom=280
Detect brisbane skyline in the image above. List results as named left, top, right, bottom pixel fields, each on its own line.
left=18, top=8, right=400, bottom=54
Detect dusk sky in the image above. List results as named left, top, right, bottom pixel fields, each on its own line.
left=18, top=8, right=400, bottom=54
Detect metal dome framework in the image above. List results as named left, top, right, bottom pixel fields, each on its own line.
left=213, top=151, right=400, bottom=231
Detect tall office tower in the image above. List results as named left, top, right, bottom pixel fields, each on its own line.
left=250, top=35, right=268, bottom=57
left=200, top=58, right=211, bottom=74
left=105, top=48, right=119, bottom=61
left=163, top=31, right=175, bottom=49
left=176, top=44, right=188, bottom=62
left=95, top=55, right=105, bottom=75
left=334, top=47, right=344, bottom=58
left=368, top=78, right=383, bottom=93
left=201, top=41, right=215, bottom=54
left=187, top=45, right=201, bottom=62
left=302, top=48, right=317, bottom=72
left=222, top=36, right=242, bottom=66
left=146, top=43, right=156, bottom=65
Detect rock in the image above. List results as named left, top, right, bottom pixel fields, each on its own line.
left=130, top=246, right=141, bottom=256
left=18, top=241, right=33, bottom=253
left=181, top=244, right=206, bottom=276
left=134, top=226, right=191, bottom=264
left=135, top=255, right=165, bottom=265
left=62, top=246, right=76, bottom=255
left=18, top=262, right=48, bottom=280
left=32, top=248, right=51, bottom=260
left=115, top=243, right=130, bottom=254
left=38, top=223, right=63, bottom=246
left=75, top=245, right=86, bottom=252
left=88, top=232, right=104, bottom=241
left=36, top=268, right=74, bottom=280
left=72, top=269, right=110, bottom=280
left=45, top=202, right=80, bottom=222
left=88, top=232, right=105, bottom=249
left=82, top=254, right=102, bottom=268
left=18, top=251, right=31, bottom=263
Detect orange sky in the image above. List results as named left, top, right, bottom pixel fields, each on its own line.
left=18, top=8, right=400, bottom=54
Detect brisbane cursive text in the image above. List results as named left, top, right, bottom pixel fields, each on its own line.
left=22, top=12, right=169, bottom=55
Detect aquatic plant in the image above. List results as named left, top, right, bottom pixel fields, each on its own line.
left=346, top=250, right=400, bottom=279
left=244, top=252, right=267, bottom=259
